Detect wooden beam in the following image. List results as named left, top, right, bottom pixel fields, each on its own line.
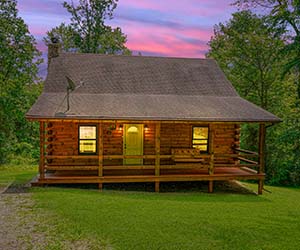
left=237, top=157, right=258, bottom=165
left=234, top=148, right=259, bottom=155
left=208, top=124, right=215, bottom=193
left=258, top=179, right=263, bottom=195
left=209, top=124, right=215, bottom=175
left=258, top=123, right=266, bottom=195
left=45, top=155, right=99, bottom=159
left=155, top=122, right=161, bottom=192
left=104, top=155, right=172, bottom=160
left=258, top=123, right=266, bottom=174
left=208, top=180, right=214, bottom=193
left=34, top=169, right=266, bottom=185
left=98, top=122, right=104, bottom=190
left=39, top=121, right=45, bottom=180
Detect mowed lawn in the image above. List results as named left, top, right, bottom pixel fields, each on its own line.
left=2, top=165, right=300, bottom=250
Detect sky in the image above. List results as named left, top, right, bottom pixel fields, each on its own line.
left=17, top=0, right=236, bottom=76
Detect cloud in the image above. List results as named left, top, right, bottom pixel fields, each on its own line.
left=119, top=0, right=234, bottom=18
left=18, top=0, right=66, bottom=16
left=124, top=23, right=209, bottom=58
left=17, top=0, right=235, bottom=77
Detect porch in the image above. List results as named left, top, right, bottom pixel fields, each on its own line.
left=34, top=120, right=267, bottom=194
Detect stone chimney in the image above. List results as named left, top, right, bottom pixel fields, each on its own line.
left=48, top=37, right=61, bottom=67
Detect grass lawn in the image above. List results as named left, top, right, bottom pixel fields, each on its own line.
left=0, top=164, right=37, bottom=188
left=1, top=165, right=300, bottom=250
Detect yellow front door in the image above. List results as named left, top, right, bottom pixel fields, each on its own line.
left=123, top=124, right=144, bottom=165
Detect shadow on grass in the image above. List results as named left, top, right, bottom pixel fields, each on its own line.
left=3, top=181, right=31, bottom=194
left=33, top=181, right=271, bottom=203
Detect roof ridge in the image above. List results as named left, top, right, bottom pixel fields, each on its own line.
left=60, top=52, right=216, bottom=61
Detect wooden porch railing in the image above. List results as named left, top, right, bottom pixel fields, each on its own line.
left=43, top=151, right=259, bottom=172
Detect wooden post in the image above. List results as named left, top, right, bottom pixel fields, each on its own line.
left=39, top=121, right=45, bottom=180
left=98, top=122, right=104, bottom=190
left=155, top=122, right=161, bottom=192
left=258, top=123, right=266, bottom=195
left=208, top=124, right=215, bottom=193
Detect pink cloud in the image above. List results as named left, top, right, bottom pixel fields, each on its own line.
left=123, top=21, right=210, bottom=58
left=120, top=0, right=233, bottom=17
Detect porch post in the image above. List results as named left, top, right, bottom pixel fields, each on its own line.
left=258, top=123, right=266, bottom=195
left=98, top=122, right=104, bottom=190
left=208, top=124, right=215, bottom=193
left=155, top=122, right=161, bottom=192
left=39, top=121, right=45, bottom=180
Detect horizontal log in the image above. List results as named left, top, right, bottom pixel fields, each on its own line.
left=234, top=148, right=258, bottom=155
left=45, top=165, right=98, bottom=171
left=45, top=155, right=173, bottom=160
left=214, top=163, right=258, bottom=168
left=47, top=164, right=211, bottom=171
left=214, top=153, right=258, bottom=159
left=237, top=157, right=258, bottom=165
left=36, top=172, right=265, bottom=185
left=45, top=155, right=99, bottom=159
left=240, top=167, right=258, bottom=174
left=103, top=155, right=173, bottom=159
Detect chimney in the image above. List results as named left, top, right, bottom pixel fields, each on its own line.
left=48, top=37, right=61, bottom=67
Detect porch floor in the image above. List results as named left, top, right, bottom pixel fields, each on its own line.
left=32, top=167, right=265, bottom=185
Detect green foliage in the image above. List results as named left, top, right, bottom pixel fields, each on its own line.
left=207, top=10, right=300, bottom=186
left=234, top=0, right=300, bottom=101
left=0, top=0, right=42, bottom=164
left=44, top=0, right=130, bottom=55
left=207, top=11, right=285, bottom=111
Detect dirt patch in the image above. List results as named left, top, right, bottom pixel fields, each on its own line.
left=0, top=193, right=46, bottom=250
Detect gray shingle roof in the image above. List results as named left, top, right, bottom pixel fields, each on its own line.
left=26, top=53, right=281, bottom=122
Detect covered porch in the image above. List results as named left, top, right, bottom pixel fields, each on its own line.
left=34, top=120, right=267, bottom=194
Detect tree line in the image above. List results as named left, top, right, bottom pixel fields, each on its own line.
left=208, top=0, right=300, bottom=185
left=1, top=0, right=299, bottom=185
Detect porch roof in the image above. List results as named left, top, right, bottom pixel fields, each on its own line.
left=26, top=53, right=281, bottom=122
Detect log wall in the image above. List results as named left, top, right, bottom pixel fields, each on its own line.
left=45, top=121, right=239, bottom=167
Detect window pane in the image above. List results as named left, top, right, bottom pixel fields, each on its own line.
left=193, top=127, right=208, bottom=139
left=192, top=139, right=208, bottom=145
left=80, top=140, right=96, bottom=153
left=193, top=144, right=208, bottom=151
left=80, top=126, right=96, bottom=139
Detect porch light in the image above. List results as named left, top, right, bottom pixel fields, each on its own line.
left=118, top=124, right=123, bottom=131
left=144, top=125, right=149, bottom=131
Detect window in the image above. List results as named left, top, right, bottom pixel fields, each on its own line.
left=192, top=126, right=209, bottom=152
left=79, top=125, right=97, bottom=154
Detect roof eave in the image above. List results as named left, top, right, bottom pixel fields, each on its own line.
left=25, top=114, right=282, bottom=123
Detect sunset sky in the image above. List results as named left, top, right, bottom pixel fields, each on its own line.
left=17, top=0, right=236, bottom=75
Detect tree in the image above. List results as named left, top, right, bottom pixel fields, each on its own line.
left=0, top=0, right=42, bottom=163
left=207, top=11, right=299, bottom=185
left=207, top=11, right=285, bottom=111
left=233, top=0, right=300, bottom=101
left=44, top=0, right=130, bottom=55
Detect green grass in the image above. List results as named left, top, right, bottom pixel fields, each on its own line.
left=1, top=165, right=300, bottom=249
left=32, top=185, right=300, bottom=250
left=0, top=164, right=37, bottom=187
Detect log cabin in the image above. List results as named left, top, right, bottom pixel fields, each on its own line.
left=26, top=41, right=281, bottom=194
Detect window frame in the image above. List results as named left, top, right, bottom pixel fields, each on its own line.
left=192, top=126, right=209, bottom=153
left=78, top=124, right=98, bottom=155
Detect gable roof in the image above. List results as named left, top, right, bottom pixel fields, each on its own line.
left=26, top=53, right=281, bottom=122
